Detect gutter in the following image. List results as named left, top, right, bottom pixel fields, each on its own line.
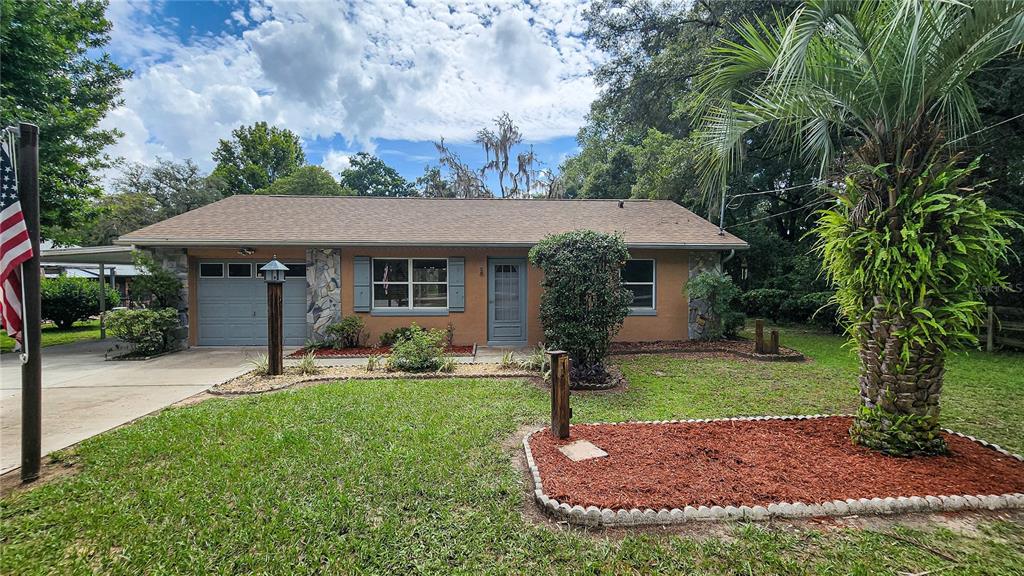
left=115, top=238, right=750, bottom=250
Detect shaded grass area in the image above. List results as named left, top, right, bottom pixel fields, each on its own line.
left=0, top=320, right=101, bottom=352
left=1, top=327, right=1022, bottom=574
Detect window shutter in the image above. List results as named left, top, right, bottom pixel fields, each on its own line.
left=353, top=256, right=371, bottom=312
left=448, top=257, right=465, bottom=312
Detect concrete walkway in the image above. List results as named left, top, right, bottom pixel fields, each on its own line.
left=0, top=340, right=258, bottom=474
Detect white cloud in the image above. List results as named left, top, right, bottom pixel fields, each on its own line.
left=102, top=0, right=600, bottom=170
left=321, top=149, right=352, bottom=174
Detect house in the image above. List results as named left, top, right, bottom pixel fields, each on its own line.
left=116, top=195, right=747, bottom=347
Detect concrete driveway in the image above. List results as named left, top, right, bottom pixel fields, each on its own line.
left=0, top=340, right=257, bottom=474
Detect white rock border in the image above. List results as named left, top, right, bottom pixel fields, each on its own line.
left=522, top=414, right=1024, bottom=527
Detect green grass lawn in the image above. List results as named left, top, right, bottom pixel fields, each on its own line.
left=2, top=327, right=1022, bottom=574
left=0, top=320, right=102, bottom=352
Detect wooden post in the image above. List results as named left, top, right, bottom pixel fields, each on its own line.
left=769, top=330, right=780, bottom=355
left=548, top=350, right=570, bottom=439
left=98, top=263, right=106, bottom=339
left=986, top=306, right=994, bottom=352
left=755, top=319, right=765, bottom=354
left=19, top=123, right=42, bottom=483
left=267, top=281, right=283, bottom=375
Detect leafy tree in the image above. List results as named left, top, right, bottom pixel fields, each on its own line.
left=81, top=159, right=221, bottom=245
left=338, top=152, right=415, bottom=197
left=255, top=165, right=352, bottom=196
left=0, top=0, right=130, bottom=242
left=414, top=166, right=453, bottom=198
left=41, top=276, right=119, bottom=329
left=132, top=252, right=183, bottom=309
left=694, top=0, right=1024, bottom=455
left=528, top=230, right=632, bottom=387
left=212, top=122, right=305, bottom=195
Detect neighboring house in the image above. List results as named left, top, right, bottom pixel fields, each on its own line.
left=116, top=195, right=747, bottom=347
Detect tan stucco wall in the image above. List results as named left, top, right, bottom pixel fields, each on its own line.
left=184, top=245, right=693, bottom=347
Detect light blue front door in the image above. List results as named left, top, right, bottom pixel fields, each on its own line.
left=487, top=258, right=527, bottom=345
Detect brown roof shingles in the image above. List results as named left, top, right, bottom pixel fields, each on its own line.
left=117, top=195, right=747, bottom=249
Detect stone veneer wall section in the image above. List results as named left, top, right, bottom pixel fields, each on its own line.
left=687, top=252, right=721, bottom=340
left=143, top=247, right=190, bottom=347
left=307, top=248, right=341, bottom=341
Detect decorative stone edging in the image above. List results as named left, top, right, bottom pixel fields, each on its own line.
left=608, top=347, right=805, bottom=362
left=210, top=369, right=539, bottom=396
left=522, top=414, right=1024, bottom=527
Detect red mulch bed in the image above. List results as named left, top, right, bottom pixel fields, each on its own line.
left=289, top=345, right=475, bottom=358
left=528, top=417, right=1024, bottom=510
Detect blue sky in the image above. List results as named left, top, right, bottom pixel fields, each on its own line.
left=100, top=0, right=598, bottom=186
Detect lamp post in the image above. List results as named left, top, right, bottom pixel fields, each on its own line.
left=259, top=257, right=288, bottom=376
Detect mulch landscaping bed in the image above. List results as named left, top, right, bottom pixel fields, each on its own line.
left=608, top=339, right=805, bottom=361
left=288, top=345, right=475, bottom=358
left=528, top=416, right=1024, bottom=511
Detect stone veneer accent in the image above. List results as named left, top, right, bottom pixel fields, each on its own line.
left=142, top=247, right=190, bottom=347
left=523, top=415, right=1024, bottom=527
left=306, top=248, right=341, bottom=341
left=687, top=252, right=721, bottom=340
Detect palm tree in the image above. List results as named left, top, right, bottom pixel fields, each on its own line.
left=694, top=0, right=1023, bottom=455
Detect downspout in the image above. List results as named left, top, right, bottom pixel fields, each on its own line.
left=720, top=249, right=736, bottom=271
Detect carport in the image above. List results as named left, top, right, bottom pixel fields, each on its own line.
left=38, top=245, right=135, bottom=338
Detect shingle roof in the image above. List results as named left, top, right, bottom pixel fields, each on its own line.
left=117, top=195, right=747, bottom=249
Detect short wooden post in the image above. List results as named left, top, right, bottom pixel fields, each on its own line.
left=986, top=306, right=994, bottom=352
left=267, top=281, right=283, bottom=376
left=755, top=319, right=765, bottom=354
left=548, top=350, right=570, bottom=439
left=769, top=330, right=780, bottom=355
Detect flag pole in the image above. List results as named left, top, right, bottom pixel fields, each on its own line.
left=19, top=122, right=41, bottom=483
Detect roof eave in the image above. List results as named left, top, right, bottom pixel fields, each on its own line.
left=116, top=237, right=748, bottom=250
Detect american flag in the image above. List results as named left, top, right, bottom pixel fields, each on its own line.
left=1, top=136, right=32, bottom=346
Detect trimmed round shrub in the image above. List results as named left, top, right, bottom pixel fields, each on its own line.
left=41, top=276, right=120, bottom=329
left=528, top=230, right=632, bottom=383
left=739, top=288, right=788, bottom=321
left=386, top=324, right=447, bottom=372
left=106, top=307, right=180, bottom=356
left=325, top=315, right=365, bottom=348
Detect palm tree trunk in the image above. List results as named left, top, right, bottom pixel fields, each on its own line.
left=850, top=302, right=947, bottom=455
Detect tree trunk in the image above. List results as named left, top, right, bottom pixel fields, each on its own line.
left=850, top=302, right=947, bottom=455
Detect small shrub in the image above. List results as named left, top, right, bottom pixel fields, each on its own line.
left=386, top=324, right=447, bottom=372
left=249, top=353, right=270, bottom=376
left=437, top=355, right=457, bottom=373
left=687, top=270, right=743, bottom=340
left=304, top=337, right=330, bottom=351
left=515, top=344, right=550, bottom=373
left=325, top=315, right=365, bottom=348
left=529, top=230, right=632, bottom=383
left=106, top=308, right=179, bottom=356
left=366, top=354, right=384, bottom=372
left=132, top=251, right=182, bottom=309
left=739, top=288, right=789, bottom=321
left=41, top=276, right=120, bottom=329
left=378, top=326, right=414, bottom=347
left=500, top=349, right=516, bottom=369
left=296, top=351, right=320, bottom=375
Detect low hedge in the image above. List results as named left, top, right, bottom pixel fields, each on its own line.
left=740, top=289, right=840, bottom=330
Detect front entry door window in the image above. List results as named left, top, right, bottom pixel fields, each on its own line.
left=488, top=259, right=526, bottom=343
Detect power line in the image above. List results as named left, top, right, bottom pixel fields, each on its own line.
left=727, top=196, right=834, bottom=228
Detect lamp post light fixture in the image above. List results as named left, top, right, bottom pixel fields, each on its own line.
left=259, top=257, right=289, bottom=375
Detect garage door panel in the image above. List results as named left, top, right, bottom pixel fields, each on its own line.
left=198, top=261, right=307, bottom=346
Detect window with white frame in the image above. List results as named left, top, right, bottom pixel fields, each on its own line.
left=372, top=258, right=448, bottom=309
left=622, top=259, right=655, bottom=310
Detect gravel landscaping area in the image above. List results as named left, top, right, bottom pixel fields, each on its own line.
left=212, top=364, right=536, bottom=394
left=527, top=416, right=1024, bottom=513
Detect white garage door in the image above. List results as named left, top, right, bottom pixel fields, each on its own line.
left=197, top=261, right=307, bottom=346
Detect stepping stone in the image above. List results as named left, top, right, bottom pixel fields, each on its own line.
left=558, top=440, right=609, bottom=462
